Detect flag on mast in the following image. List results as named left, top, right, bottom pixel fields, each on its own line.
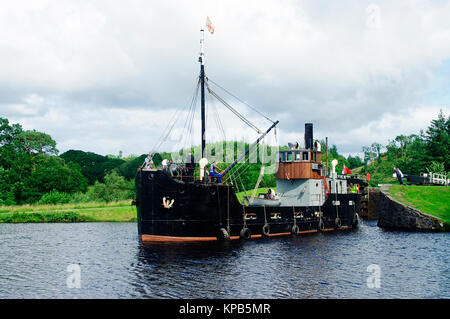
left=206, top=16, right=215, bottom=34
left=341, top=165, right=352, bottom=175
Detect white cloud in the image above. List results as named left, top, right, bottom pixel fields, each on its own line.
left=0, top=0, right=449, bottom=157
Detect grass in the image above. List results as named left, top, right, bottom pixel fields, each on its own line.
left=0, top=200, right=137, bottom=223
left=388, top=185, right=450, bottom=228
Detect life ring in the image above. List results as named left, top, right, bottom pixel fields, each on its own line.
left=240, top=227, right=251, bottom=240
left=178, top=185, right=185, bottom=194
left=217, top=228, right=230, bottom=241
left=262, top=223, right=270, bottom=237
left=318, top=218, right=325, bottom=231
left=335, top=217, right=342, bottom=228
left=291, top=224, right=299, bottom=235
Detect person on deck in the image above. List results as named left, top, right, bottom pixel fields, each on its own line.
left=393, top=167, right=404, bottom=185
left=266, top=189, right=275, bottom=200
left=185, top=152, right=195, bottom=169
left=144, top=154, right=153, bottom=170
left=209, top=161, right=223, bottom=183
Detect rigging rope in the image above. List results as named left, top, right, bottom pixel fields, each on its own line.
left=249, top=139, right=265, bottom=202
left=210, top=95, right=227, bottom=142
left=145, top=71, right=277, bottom=183
left=148, top=77, right=200, bottom=157
left=207, top=78, right=275, bottom=124
left=181, top=80, right=200, bottom=153
left=206, top=81, right=261, bottom=134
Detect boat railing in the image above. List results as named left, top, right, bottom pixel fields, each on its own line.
left=335, top=174, right=368, bottom=181
left=420, top=172, right=449, bottom=185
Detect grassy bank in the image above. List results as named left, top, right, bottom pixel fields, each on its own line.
left=0, top=200, right=136, bottom=223
left=388, top=185, right=450, bottom=229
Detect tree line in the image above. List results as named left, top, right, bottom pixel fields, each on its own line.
left=0, top=117, right=139, bottom=205
left=2, top=110, right=447, bottom=205
left=0, top=116, right=363, bottom=205
left=360, top=110, right=449, bottom=186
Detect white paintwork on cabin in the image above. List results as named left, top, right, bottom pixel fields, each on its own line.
left=276, top=179, right=326, bottom=207
left=275, top=177, right=348, bottom=207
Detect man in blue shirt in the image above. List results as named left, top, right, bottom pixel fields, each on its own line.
left=209, top=161, right=223, bottom=183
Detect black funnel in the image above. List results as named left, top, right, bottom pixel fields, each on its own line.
left=305, top=123, right=313, bottom=150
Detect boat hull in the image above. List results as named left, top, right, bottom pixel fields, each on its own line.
left=135, top=170, right=362, bottom=242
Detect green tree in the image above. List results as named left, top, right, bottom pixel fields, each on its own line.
left=425, top=110, right=450, bottom=170
left=1, top=117, right=90, bottom=205
left=347, top=155, right=363, bottom=169
left=362, top=145, right=377, bottom=165
left=18, top=155, right=88, bottom=203
left=426, top=161, right=447, bottom=176
left=19, top=130, right=58, bottom=155
left=371, top=142, right=383, bottom=163
left=88, top=171, right=134, bottom=203
left=0, top=117, right=25, bottom=170
left=60, top=150, right=126, bottom=184
left=115, top=154, right=147, bottom=180
left=19, top=130, right=58, bottom=172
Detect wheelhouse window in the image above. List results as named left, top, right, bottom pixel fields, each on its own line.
left=294, top=151, right=301, bottom=161
left=280, top=152, right=286, bottom=162
left=286, top=152, right=292, bottom=162
left=302, top=152, right=309, bottom=161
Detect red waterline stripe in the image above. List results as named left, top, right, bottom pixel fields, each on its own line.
left=140, top=235, right=217, bottom=242
left=140, top=227, right=352, bottom=242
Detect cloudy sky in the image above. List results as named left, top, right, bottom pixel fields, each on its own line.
left=1, top=0, right=449, bottom=158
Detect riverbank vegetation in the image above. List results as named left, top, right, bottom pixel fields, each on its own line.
left=359, top=110, right=449, bottom=186
left=0, top=200, right=136, bottom=223
left=1, top=110, right=448, bottom=214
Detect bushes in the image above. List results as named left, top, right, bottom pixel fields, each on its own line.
left=69, top=192, right=94, bottom=203
left=86, top=171, right=134, bottom=203
left=0, top=211, right=94, bottom=223
left=38, top=190, right=72, bottom=205
left=0, top=191, right=16, bottom=206
left=33, top=171, right=135, bottom=206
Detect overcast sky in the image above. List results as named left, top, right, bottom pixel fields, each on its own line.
left=1, top=0, right=449, bottom=158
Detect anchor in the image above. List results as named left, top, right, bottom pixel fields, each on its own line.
left=162, top=197, right=174, bottom=209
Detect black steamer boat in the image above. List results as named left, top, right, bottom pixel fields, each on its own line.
left=134, top=31, right=366, bottom=242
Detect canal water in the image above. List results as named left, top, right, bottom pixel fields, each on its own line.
left=0, top=221, right=448, bottom=299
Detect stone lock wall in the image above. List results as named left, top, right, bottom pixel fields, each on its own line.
left=377, top=190, right=444, bottom=231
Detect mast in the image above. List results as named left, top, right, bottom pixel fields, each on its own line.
left=199, top=29, right=206, bottom=158
left=326, top=137, right=328, bottom=175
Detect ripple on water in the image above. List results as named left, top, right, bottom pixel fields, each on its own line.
left=0, top=221, right=449, bottom=298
